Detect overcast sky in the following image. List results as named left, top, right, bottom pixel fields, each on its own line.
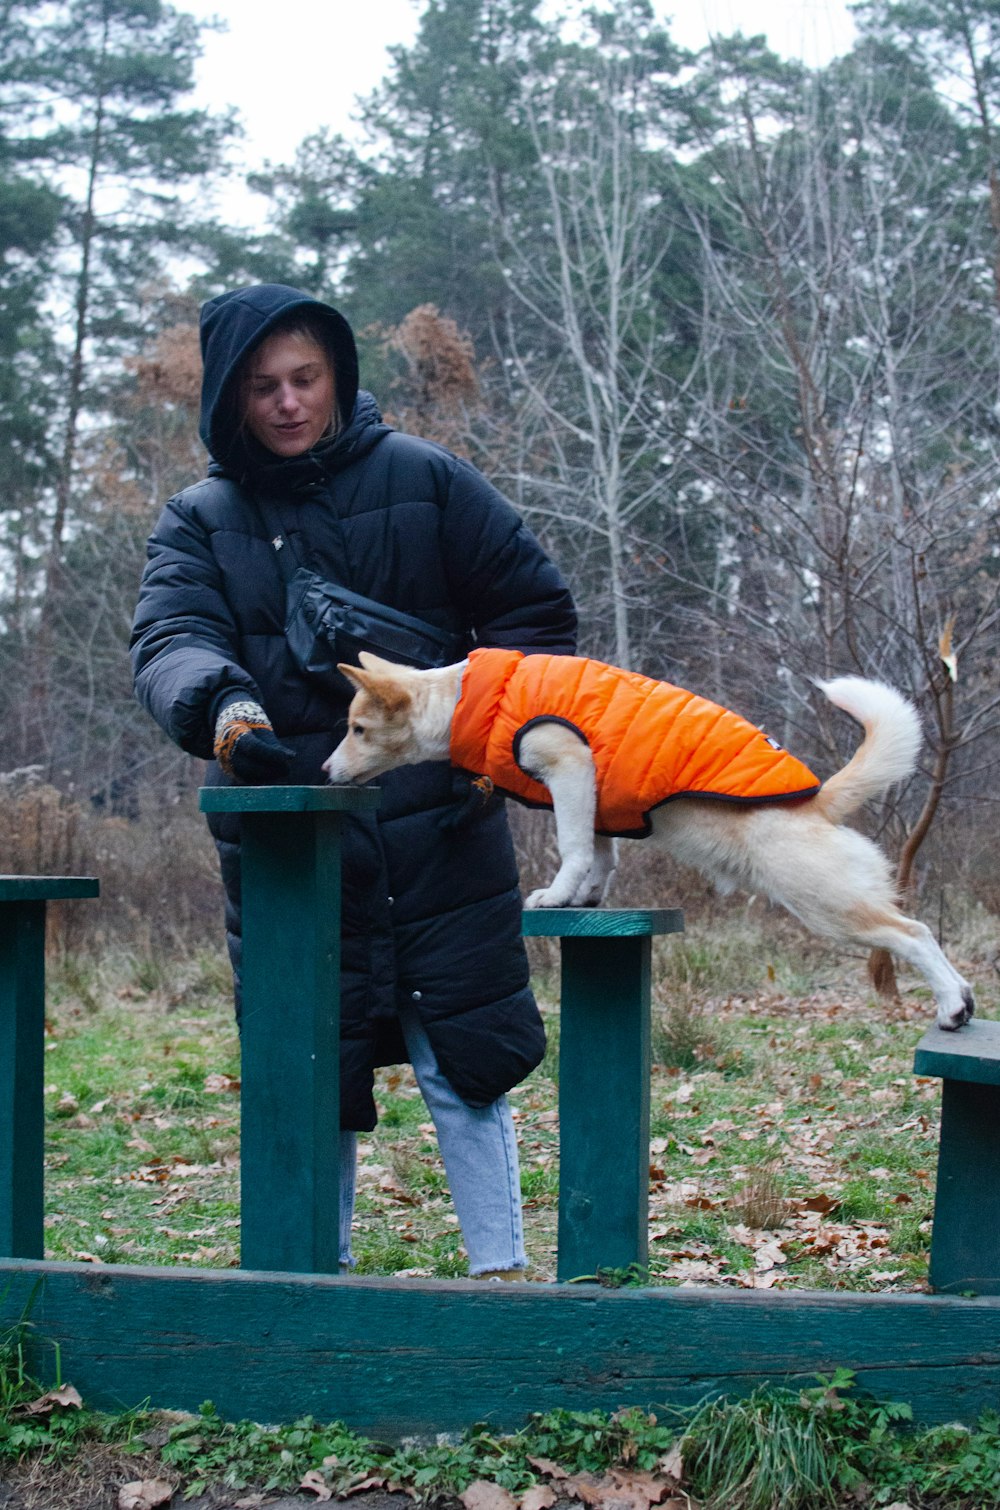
left=182, top=0, right=857, bottom=229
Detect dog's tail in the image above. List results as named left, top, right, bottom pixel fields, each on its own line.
left=811, top=676, right=922, bottom=824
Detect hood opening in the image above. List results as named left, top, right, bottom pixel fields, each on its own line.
left=198, top=284, right=360, bottom=475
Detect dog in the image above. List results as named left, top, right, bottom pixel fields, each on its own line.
left=322, top=649, right=975, bottom=1031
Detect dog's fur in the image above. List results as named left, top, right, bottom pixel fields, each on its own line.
left=323, top=653, right=975, bottom=1031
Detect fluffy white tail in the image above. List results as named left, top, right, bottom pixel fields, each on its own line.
left=812, top=676, right=922, bottom=823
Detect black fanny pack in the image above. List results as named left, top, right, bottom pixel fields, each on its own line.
left=255, top=497, right=468, bottom=690
left=285, top=565, right=468, bottom=682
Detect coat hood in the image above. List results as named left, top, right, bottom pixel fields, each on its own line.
left=198, top=283, right=360, bottom=475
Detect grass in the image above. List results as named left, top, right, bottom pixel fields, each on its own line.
left=35, top=911, right=998, bottom=1289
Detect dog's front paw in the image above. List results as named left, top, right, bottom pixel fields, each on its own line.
left=525, top=886, right=566, bottom=909
left=937, top=985, right=976, bottom=1032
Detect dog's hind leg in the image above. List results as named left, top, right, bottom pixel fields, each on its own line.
left=843, top=905, right=976, bottom=1031
left=518, top=722, right=600, bottom=908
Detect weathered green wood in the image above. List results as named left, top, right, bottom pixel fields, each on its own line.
left=0, top=904, right=47, bottom=1258
left=928, top=1078, right=1000, bottom=1295
left=556, top=934, right=652, bottom=1280
left=237, top=809, right=345, bottom=1275
left=521, top=910, right=683, bottom=1282
left=3, top=1258, right=1000, bottom=1432
left=522, top=908, right=684, bottom=938
left=914, top=1019, right=1000, bottom=1087
left=913, top=1023, right=1000, bottom=1294
left=0, top=877, right=99, bottom=902
left=200, top=785, right=380, bottom=814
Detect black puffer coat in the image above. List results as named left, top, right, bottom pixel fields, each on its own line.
left=130, top=284, right=577, bottom=1130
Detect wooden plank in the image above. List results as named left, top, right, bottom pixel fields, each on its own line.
left=0, top=904, right=47, bottom=1258
left=928, top=1079, right=1000, bottom=1294
left=3, top=1259, right=1000, bottom=1433
left=557, top=935, right=651, bottom=1281
left=239, top=811, right=344, bottom=1275
left=522, top=908, right=684, bottom=938
left=200, top=785, right=380, bottom=814
left=914, top=1020, right=1000, bottom=1087
left=0, top=878, right=99, bottom=902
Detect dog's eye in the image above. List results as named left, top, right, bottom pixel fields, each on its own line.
left=351, top=723, right=366, bottom=738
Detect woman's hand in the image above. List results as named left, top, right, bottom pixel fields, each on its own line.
left=214, top=697, right=294, bottom=783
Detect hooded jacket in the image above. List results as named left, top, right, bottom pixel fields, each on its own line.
left=450, top=649, right=820, bottom=837
left=130, top=284, right=577, bottom=1129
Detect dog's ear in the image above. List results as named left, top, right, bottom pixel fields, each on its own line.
left=358, top=651, right=405, bottom=675
left=338, top=663, right=370, bottom=694
left=337, top=662, right=412, bottom=719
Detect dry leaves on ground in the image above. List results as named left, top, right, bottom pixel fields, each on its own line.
left=117, top=1480, right=175, bottom=1510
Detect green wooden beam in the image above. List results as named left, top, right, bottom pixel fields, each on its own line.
left=199, top=788, right=379, bottom=1276
left=0, top=879, right=99, bottom=1260
left=3, top=1258, right=1000, bottom=1434
left=914, top=1021, right=1000, bottom=1295
left=522, top=909, right=684, bottom=1281
left=0, top=878, right=100, bottom=902
left=201, top=786, right=380, bottom=815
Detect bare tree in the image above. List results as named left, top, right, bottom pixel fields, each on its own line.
left=678, top=43, right=1000, bottom=985
left=484, top=4, right=698, bottom=669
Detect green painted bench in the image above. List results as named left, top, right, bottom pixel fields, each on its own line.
left=913, top=1020, right=1000, bottom=1295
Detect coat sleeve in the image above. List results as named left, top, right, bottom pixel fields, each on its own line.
left=130, top=492, right=263, bottom=760
left=441, top=457, right=577, bottom=654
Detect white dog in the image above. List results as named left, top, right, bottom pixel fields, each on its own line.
left=323, top=650, right=974, bottom=1031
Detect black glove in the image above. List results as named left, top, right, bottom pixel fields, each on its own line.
left=213, top=697, right=294, bottom=784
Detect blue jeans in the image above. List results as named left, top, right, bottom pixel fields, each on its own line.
left=339, top=1002, right=527, bottom=1274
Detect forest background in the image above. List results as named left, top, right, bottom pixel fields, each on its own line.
left=2, top=0, right=999, bottom=970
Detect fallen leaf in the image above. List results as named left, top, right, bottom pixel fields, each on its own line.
left=795, top=1192, right=839, bottom=1215
left=117, top=1481, right=175, bottom=1510
left=15, top=1383, right=83, bottom=1417
left=300, top=1468, right=334, bottom=1500
left=520, top=1486, right=558, bottom=1510
left=461, top=1481, right=519, bottom=1510
left=563, top=1469, right=676, bottom=1510
left=203, top=1072, right=241, bottom=1093
left=658, top=1444, right=684, bottom=1484
left=528, top=1458, right=570, bottom=1480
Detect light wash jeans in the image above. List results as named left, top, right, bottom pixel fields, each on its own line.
left=338, top=1002, right=527, bottom=1274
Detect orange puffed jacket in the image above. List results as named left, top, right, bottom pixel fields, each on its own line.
left=449, top=648, right=820, bottom=838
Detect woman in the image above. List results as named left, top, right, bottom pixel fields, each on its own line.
left=130, top=283, right=577, bottom=1277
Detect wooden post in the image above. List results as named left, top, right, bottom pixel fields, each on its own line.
left=914, top=1020, right=1000, bottom=1295
left=200, top=787, right=379, bottom=1276
left=0, top=877, right=99, bottom=1260
left=522, top=908, right=683, bottom=1282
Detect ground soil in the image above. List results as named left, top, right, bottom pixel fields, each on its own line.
left=0, top=1468, right=422, bottom=1510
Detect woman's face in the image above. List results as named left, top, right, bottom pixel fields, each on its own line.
left=242, top=329, right=336, bottom=457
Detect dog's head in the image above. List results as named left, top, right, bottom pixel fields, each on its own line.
left=322, top=652, right=419, bottom=784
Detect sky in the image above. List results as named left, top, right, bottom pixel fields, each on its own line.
left=182, top=0, right=857, bottom=230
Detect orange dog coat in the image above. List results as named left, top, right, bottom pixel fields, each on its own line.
left=449, top=648, right=820, bottom=837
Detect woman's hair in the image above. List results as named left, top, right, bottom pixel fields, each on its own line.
left=237, top=311, right=340, bottom=443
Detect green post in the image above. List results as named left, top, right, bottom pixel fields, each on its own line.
left=0, top=877, right=99, bottom=1259
left=522, top=909, right=683, bottom=1282
left=914, top=1020, right=1000, bottom=1295
left=200, top=787, right=379, bottom=1275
